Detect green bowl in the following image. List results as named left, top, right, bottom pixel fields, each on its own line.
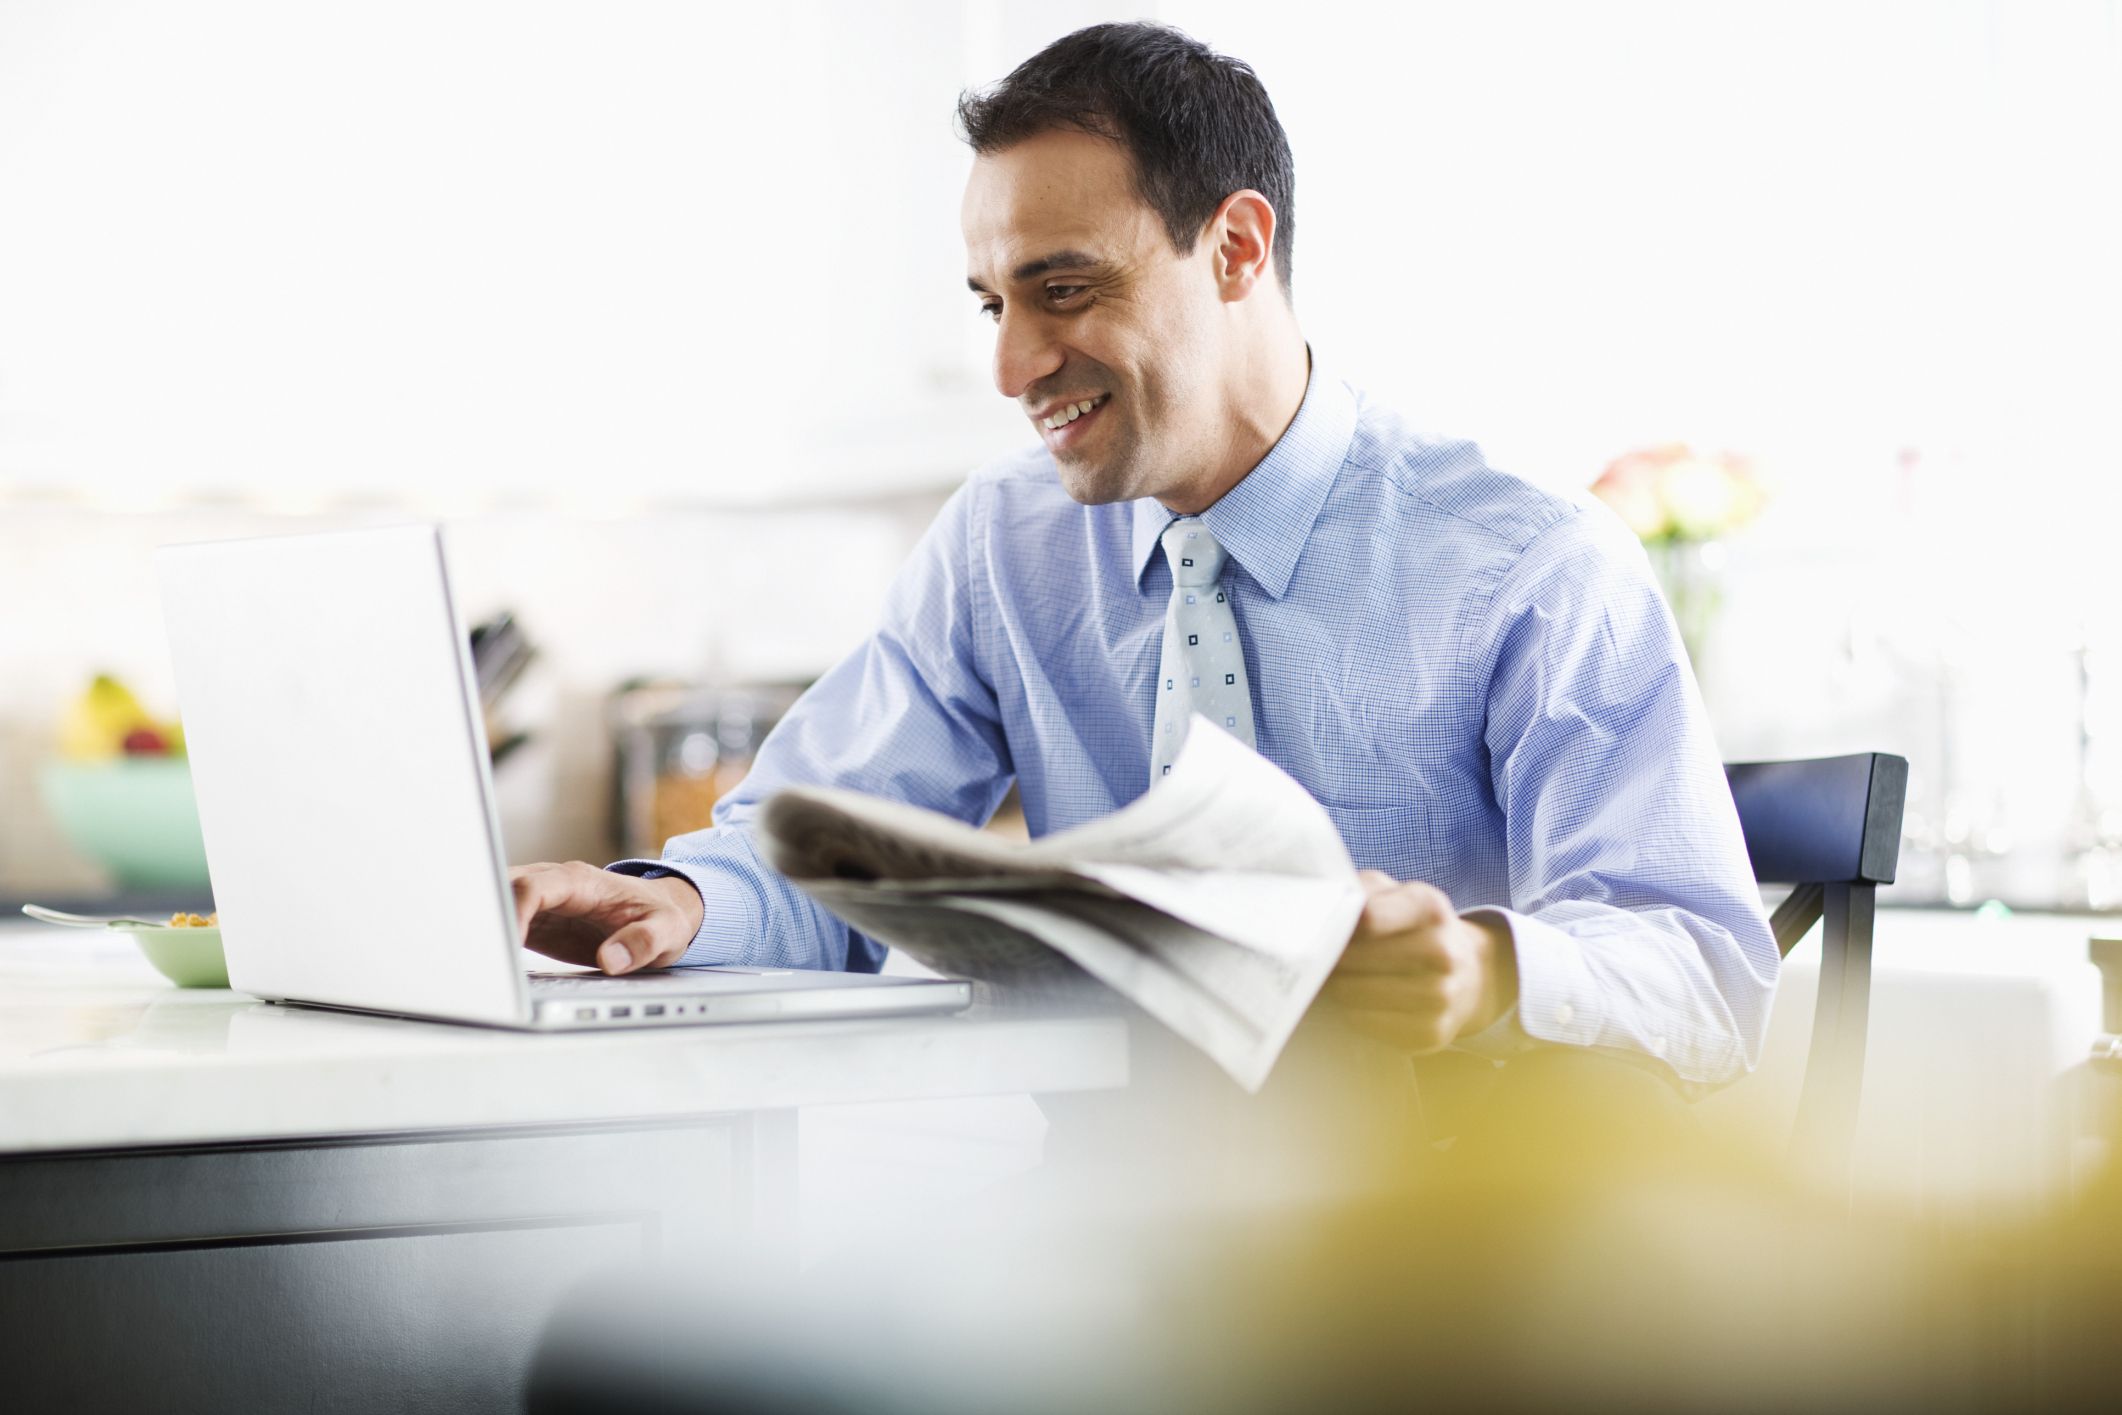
left=37, top=759, right=212, bottom=889
left=126, top=925, right=229, bottom=989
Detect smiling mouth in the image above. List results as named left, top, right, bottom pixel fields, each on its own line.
left=1039, top=393, right=1109, bottom=431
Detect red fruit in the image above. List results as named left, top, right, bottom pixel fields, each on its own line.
left=121, top=727, right=168, bottom=755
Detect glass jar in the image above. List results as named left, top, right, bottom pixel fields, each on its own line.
left=607, top=681, right=805, bottom=859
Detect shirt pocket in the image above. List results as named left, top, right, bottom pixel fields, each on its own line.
left=1323, top=802, right=1435, bottom=881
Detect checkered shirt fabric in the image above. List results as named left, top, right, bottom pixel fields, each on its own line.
left=609, top=364, right=1778, bottom=1085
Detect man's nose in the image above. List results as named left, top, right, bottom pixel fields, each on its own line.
left=991, top=309, right=1065, bottom=402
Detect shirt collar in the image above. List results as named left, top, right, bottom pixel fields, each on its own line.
left=1128, top=359, right=1359, bottom=600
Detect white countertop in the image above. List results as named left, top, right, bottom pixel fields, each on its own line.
left=0, top=923, right=1129, bottom=1155
left=7, top=905, right=2109, bottom=1198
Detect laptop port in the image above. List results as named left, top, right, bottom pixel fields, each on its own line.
left=610, top=1005, right=632, bottom=1019
left=644, top=1004, right=666, bottom=1017
left=574, top=1007, right=597, bottom=1022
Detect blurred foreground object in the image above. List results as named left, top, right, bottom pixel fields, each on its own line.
left=1591, top=442, right=1766, bottom=669
left=608, top=680, right=804, bottom=857
left=526, top=1046, right=2032, bottom=1415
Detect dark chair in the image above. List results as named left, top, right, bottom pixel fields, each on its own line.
left=1724, top=752, right=1909, bottom=1180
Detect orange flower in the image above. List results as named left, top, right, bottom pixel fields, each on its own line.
left=1592, top=444, right=1763, bottom=543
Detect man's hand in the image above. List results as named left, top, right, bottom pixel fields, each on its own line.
left=509, top=862, right=707, bottom=975
left=1322, top=871, right=1518, bottom=1053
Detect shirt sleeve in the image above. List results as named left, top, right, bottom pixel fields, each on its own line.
left=606, top=478, right=1014, bottom=972
left=1461, top=508, right=1779, bottom=1086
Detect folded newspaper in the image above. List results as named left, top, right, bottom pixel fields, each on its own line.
left=755, top=716, right=1368, bottom=1092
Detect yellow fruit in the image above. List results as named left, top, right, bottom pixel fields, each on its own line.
left=57, top=674, right=154, bottom=761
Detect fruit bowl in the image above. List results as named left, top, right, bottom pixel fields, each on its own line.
left=37, top=759, right=212, bottom=889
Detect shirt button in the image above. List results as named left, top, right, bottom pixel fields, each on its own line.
left=1555, top=1002, right=1575, bottom=1026
left=1650, top=1035, right=1668, bottom=1057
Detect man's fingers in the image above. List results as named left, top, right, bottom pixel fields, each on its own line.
left=510, top=861, right=694, bottom=972
left=510, top=865, right=566, bottom=947
left=598, top=921, right=690, bottom=975
left=1323, top=975, right=1449, bottom=1017
left=1351, top=880, right=1453, bottom=940
left=597, top=922, right=656, bottom=975
left=1337, top=928, right=1453, bottom=975
left=1333, top=1007, right=1452, bottom=1055
left=512, top=863, right=595, bottom=942
left=1324, top=879, right=1504, bottom=1056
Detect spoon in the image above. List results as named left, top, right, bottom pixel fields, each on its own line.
left=20, top=904, right=184, bottom=930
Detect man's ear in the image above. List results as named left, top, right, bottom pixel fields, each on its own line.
left=1207, top=189, right=1279, bottom=303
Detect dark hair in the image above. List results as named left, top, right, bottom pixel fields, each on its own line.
left=956, top=22, right=1296, bottom=295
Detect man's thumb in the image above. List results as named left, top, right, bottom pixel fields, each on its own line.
left=597, top=923, right=659, bottom=976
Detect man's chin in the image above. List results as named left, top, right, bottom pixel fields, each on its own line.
left=1053, top=458, right=1139, bottom=507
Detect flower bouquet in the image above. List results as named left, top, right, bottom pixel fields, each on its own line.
left=1589, top=443, right=1765, bottom=669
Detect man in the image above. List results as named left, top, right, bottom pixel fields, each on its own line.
left=511, top=22, right=1776, bottom=1086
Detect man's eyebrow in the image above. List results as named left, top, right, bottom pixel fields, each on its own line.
left=966, top=250, right=1106, bottom=293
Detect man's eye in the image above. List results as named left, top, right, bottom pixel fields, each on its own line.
left=978, top=302, right=1001, bottom=322
left=1046, top=285, right=1085, bottom=303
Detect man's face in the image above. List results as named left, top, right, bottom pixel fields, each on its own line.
left=962, top=129, right=1224, bottom=505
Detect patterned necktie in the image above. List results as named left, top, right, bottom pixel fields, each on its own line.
left=1150, top=517, right=1256, bottom=783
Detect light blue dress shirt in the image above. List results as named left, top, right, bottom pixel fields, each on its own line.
left=612, top=366, right=1778, bottom=1085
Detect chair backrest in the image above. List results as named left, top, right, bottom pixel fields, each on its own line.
left=1726, top=754, right=1907, bottom=894
left=1723, top=752, right=1909, bottom=1183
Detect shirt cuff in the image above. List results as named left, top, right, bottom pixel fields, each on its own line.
left=1451, top=997, right=1538, bottom=1062
left=604, top=857, right=766, bottom=967
left=1456, top=906, right=1602, bottom=1052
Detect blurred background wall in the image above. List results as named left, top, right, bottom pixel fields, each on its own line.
left=3, top=0, right=2118, bottom=907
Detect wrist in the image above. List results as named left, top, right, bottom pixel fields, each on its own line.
left=1462, top=910, right=1520, bottom=1035
left=648, top=873, right=706, bottom=942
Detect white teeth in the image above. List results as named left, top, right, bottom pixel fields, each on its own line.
left=1042, top=396, right=1102, bottom=431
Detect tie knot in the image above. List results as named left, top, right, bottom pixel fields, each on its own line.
left=1160, top=518, right=1226, bottom=587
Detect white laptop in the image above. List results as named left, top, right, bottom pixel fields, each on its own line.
left=153, top=522, right=971, bottom=1030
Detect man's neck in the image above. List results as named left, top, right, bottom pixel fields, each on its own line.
left=1157, top=337, right=1312, bottom=516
